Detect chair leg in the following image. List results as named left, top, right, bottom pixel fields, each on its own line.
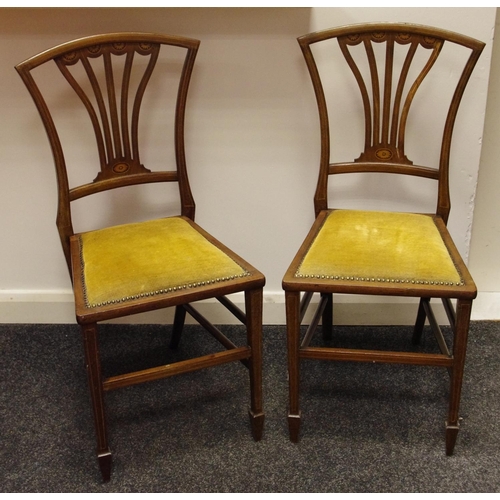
left=286, top=290, right=301, bottom=442
left=412, top=297, right=428, bottom=345
left=245, top=287, right=265, bottom=441
left=446, top=299, right=472, bottom=455
left=169, top=305, right=187, bottom=349
left=321, top=292, right=333, bottom=340
left=81, top=323, right=111, bottom=482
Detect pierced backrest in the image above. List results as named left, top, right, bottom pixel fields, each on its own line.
left=16, top=32, right=199, bottom=268
left=298, top=23, right=484, bottom=221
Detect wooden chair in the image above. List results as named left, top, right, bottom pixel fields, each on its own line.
left=283, top=23, right=484, bottom=454
left=16, top=32, right=265, bottom=481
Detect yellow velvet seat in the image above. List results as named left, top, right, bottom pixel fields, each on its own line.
left=296, top=210, right=463, bottom=287
left=283, top=23, right=483, bottom=456
left=76, top=217, right=249, bottom=309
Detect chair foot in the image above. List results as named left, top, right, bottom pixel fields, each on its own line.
left=288, top=413, right=301, bottom=443
left=249, top=409, right=265, bottom=441
left=445, top=421, right=460, bottom=456
left=97, top=450, right=112, bottom=482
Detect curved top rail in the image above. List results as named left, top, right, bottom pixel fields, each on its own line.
left=16, top=32, right=200, bottom=72
left=298, top=22, right=485, bottom=51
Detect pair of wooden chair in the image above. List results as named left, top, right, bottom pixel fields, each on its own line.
left=16, top=23, right=484, bottom=481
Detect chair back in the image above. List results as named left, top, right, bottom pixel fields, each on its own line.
left=298, top=23, right=484, bottom=220
left=16, top=32, right=199, bottom=269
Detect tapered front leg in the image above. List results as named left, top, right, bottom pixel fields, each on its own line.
left=446, top=299, right=472, bottom=455
left=81, top=323, right=111, bottom=481
left=245, top=287, right=265, bottom=441
left=286, top=290, right=301, bottom=442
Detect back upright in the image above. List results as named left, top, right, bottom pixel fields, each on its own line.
left=298, top=23, right=484, bottom=220
left=16, top=33, right=199, bottom=268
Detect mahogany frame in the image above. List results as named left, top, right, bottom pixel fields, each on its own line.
left=16, top=32, right=265, bottom=481
left=283, top=23, right=484, bottom=454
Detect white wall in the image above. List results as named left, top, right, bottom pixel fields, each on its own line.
left=469, top=9, right=500, bottom=320
left=0, top=7, right=496, bottom=324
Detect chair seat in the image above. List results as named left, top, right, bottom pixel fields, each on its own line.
left=289, top=209, right=469, bottom=290
left=72, top=216, right=251, bottom=309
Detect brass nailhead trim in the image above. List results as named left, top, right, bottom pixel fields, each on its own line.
left=294, top=273, right=464, bottom=287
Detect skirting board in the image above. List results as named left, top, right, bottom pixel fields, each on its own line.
left=2, top=290, right=497, bottom=325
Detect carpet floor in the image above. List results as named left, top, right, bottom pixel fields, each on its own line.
left=1, top=320, right=499, bottom=492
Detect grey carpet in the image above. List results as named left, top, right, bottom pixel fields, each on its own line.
left=1, top=320, right=499, bottom=492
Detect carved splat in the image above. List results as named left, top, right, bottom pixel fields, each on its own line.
left=55, top=41, right=159, bottom=181
left=338, top=30, right=443, bottom=165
